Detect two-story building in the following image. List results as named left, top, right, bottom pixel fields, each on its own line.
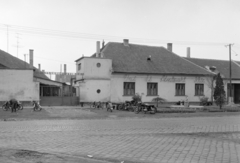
left=75, top=40, right=214, bottom=104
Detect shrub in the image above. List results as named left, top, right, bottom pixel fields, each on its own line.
left=132, top=93, right=142, bottom=103
left=152, top=97, right=166, bottom=107
left=213, top=73, right=226, bottom=110
left=199, top=96, right=209, bottom=106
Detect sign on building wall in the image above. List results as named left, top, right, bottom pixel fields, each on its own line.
left=194, top=77, right=205, bottom=83
left=124, top=75, right=136, bottom=81
left=160, top=76, right=186, bottom=82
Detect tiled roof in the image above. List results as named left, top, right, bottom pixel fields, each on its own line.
left=96, top=42, right=213, bottom=75
left=0, top=49, right=49, bottom=79
left=184, top=57, right=240, bottom=79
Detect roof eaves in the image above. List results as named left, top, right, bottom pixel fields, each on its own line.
left=112, top=71, right=213, bottom=76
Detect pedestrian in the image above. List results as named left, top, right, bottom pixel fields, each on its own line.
left=107, top=102, right=113, bottom=112
left=9, top=98, right=17, bottom=112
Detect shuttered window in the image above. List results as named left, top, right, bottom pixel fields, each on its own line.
left=124, top=82, right=135, bottom=96
left=176, top=83, right=185, bottom=96
left=195, top=84, right=204, bottom=96
left=147, top=83, right=158, bottom=96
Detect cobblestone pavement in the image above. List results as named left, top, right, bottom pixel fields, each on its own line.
left=0, top=116, right=240, bottom=163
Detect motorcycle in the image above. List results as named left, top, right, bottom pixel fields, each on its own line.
left=2, top=100, right=23, bottom=111
left=2, top=101, right=11, bottom=111
left=135, top=103, right=157, bottom=114
left=32, top=101, right=42, bottom=111
left=116, top=101, right=136, bottom=112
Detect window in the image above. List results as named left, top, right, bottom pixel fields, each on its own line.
left=195, top=84, right=204, bottom=96
left=124, top=82, right=135, bottom=96
left=147, top=83, right=158, bottom=96
left=78, top=63, right=81, bottom=71
left=176, top=83, right=185, bottom=96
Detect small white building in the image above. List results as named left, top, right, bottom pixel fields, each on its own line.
left=75, top=40, right=214, bottom=104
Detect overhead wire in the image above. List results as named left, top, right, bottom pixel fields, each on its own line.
left=0, top=23, right=231, bottom=46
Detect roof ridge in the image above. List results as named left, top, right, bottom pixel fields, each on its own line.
left=183, top=57, right=230, bottom=62
left=158, top=48, right=214, bottom=75
left=107, top=41, right=166, bottom=49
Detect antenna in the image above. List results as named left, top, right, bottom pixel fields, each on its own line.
left=12, top=33, right=23, bottom=58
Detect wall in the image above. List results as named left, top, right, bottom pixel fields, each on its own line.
left=110, top=74, right=213, bottom=103
left=76, top=57, right=112, bottom=102
left=76, top=57, right=112, bottom=80
left=79, top=80, right=111, bottom=102
left=0, top=69, right=39, bottom=101
left=40, top=96, right=79, bottom=106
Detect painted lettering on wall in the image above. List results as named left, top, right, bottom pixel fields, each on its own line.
left=124, top=75, right=136, bottom=81
left=160, top=76, right=186, bottom=82
left=194, top=77, right=205, bottom=83
left=146, top=75, right=152, bottom=82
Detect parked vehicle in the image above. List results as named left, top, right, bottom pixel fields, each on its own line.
left=2, top=100, right=23, bottom=111
left=135, top=103, right=157, bottom=114
left=91, top=101, right=103, bottom=109
left=2, top=101, right=11, bottom=111
left=116, top=100, right=136, bottom=112
left=16, top=101, right=23, bottom=110
left=32, top=101, right=42, bottom=111
left=106, top=102, right=113, bottom=112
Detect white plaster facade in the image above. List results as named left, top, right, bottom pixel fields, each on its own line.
left=76, top=57, right=112, bottom=102
left=76, top=57, right=213, bottom=103
left=0, top=69, right=39, bottom=101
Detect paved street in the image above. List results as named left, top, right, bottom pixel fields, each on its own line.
left=0, top=116, right=240, bottom=163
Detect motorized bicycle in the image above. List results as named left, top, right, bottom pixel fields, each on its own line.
left=2, top=101, right=11, bottom=111
left=2, top=100, right=23, bottom=111
left=32, top=101, right=42, bottom=111
left=116, top=100, right=136, bottom=112
left=135, top=102, right=157, bottom=114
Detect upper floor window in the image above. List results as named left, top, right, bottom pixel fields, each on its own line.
left=147, top=83, right=158, bottom=96
left=78, top=63, right=81, bottom=71
left=124, top=82, right=135, bottom=96
left=195, top=84, right=204, bottom=96
left=176, top=83, right=185, bottom=96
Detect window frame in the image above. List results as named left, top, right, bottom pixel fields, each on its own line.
left=147, top=82, right=158, bottom=96
left=123, top=82, right=135, bottom=96
left=175, top=83, right=185, bottom=96
left=78, top=63, right=81, bottom=71
left=195, top=84, right=204, bottom=96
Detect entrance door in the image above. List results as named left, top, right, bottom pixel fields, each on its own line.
left=234, top=84, right=240, bottom=104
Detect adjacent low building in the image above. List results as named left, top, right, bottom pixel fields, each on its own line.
left=184, top=57, right=240, bottom=104
left=75, top=40, right=214, bottom=104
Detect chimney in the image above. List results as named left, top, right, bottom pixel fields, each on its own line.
left=96, top=41, right=100, bottom=57
left=187, top=47, right=191, bottom=58
left=123, top=39, right=129, bottom=46
left=29, top=49, right=34, bottom=68
left=147, top=55, right=151, bottom=61
left=102, top=40, right=105, bottom=48
left=38, top=64, right=41, bottom=71
left=209, top=66, right=216, bottom=72
left=167, top=43, right=172, bottom=52
left=64, top=64, right=67, bottom=74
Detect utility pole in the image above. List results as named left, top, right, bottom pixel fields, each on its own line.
left=225, top=43, right=234, bottom=104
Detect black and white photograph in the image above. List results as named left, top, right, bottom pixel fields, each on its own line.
left=0, top=0, right=240, bottom=162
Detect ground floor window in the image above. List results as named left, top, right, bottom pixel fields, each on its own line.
left=195, top=84, right=204, bottom=96
left=147, top=83, right=158, bottom=96
left=176, top=83, right=185, bottom=96
left=124, top=82, right=135, bottom=96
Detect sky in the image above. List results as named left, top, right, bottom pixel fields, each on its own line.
left=0, top=0, right=240, bottom=75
